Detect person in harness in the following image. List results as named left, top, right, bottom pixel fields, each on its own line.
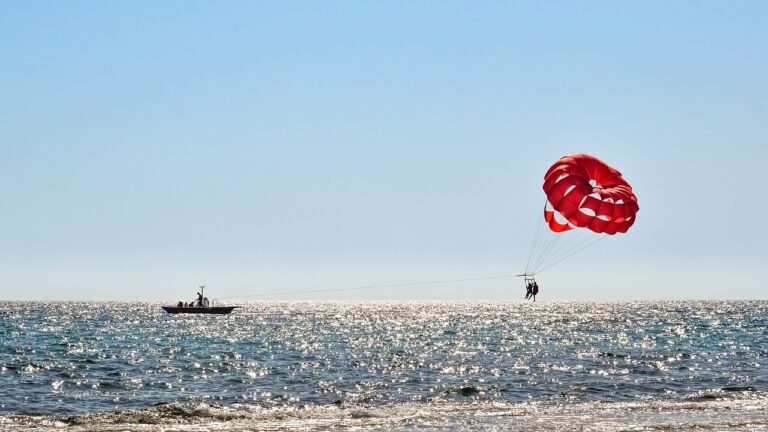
left=523, top=276, right=539, bottom=301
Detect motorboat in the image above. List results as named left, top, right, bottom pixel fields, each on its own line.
left=162, top=285, right=238, bottom=314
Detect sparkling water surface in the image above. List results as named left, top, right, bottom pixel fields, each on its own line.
left=1, top=300, right=767, bottom=431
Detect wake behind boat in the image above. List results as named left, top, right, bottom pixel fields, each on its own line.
left=162, top=285, right=238, bottom=315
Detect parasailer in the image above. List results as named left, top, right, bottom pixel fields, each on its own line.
left=524, top=276, right=539, bottom=301
left=521, top=153, right=639, bottom=297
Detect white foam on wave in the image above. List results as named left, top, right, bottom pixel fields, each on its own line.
left=4, top=396, right=768, bottom=432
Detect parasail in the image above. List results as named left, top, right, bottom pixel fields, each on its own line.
left=523, top=154, right=639, bottom=284
left=543, top=153, right=639, bottom=235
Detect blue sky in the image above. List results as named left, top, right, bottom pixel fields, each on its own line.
left=1, top=1, right=766, bottom=300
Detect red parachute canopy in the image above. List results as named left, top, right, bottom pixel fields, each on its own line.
left=543, top=154, right=639, bottom=235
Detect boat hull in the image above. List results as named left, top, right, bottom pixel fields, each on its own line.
left=162, top=306, right=237, bottom=315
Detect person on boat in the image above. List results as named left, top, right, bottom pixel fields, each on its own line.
left=177, top=301, right=183, bottom=307
left=196, top=292, right=203, bottom=307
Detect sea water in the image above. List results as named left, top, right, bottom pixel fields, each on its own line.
left=1, top=300, right=767, bottom=431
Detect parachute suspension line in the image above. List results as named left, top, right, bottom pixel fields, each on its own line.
left=532, top=231, right=571, bottom=273
left=528, top=229, right=562, bottom=275
left=524, top=211, right=607, bottom=275
left=523, top=207, right=543, bottom=274
left=536, top=229, right=601, bottom=274
left=535, top=235, right=605, bottom=275
left=528, top=213, right=579, bottom=275
left=526, top=199, right=568, bottom=276
left=531, top=229, right=589, bottom=272
left=524, top=198, right=548, bottom=275
left=553, top=232, right=605, bottom=264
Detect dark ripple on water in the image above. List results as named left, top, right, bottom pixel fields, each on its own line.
left=1, top=300, right=767, bottom=429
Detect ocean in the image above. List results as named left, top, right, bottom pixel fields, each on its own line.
left=1, top=300, right=767, bottom=431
